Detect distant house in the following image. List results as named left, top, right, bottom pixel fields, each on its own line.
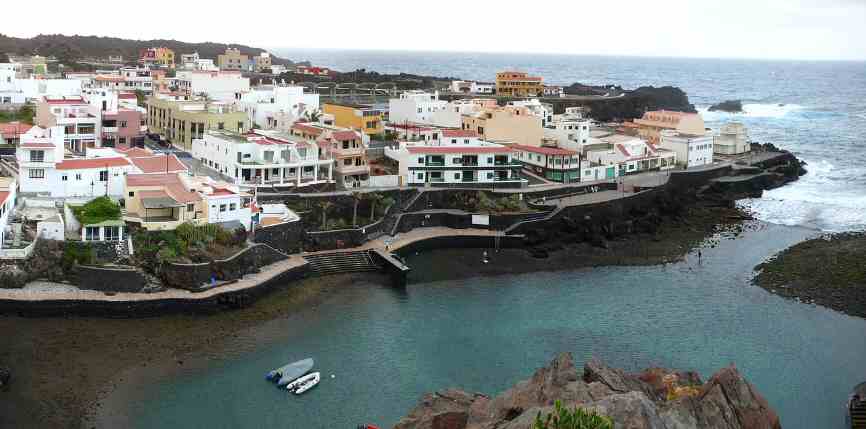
left=0, top=122, right=34, bottom=146
left=64, top=197, right=126, bottom=243
left=714, top=122, right=750, bottom=155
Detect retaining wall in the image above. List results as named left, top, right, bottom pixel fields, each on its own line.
left=160, top=244, right=288, bottom=290
left=70, top=265, right=148, bottom=293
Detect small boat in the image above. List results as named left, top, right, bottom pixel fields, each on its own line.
left=286, top=372, right=320, bottom=394
left=265, top=358, right=314, bottom=386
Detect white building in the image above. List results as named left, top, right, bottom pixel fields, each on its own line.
left=185, top=175, right=254, bottom=230
left=237, top=85, right=319, bottom=129
left=174, top=70, right=250, bottom=102
left=660, top=129, right=714, bottom=168
left=388, top=90, right=448, bottom=125
left=17, top=126, right=134, bottom=198
left=544, top=108, right=592, bottom=152
left=507, top=99, right=553, bottom=127
left=1, top=68, right=84, bottom=106
left=270, top=65, right=288, bottom=75
left=543, top=85, right=565, bottom=97
left=191, top=129, right=334, bottom=188
left=0, top=177, right=17, bottom=250
left=585, top=137, right=677, bottom=177
left=713, top=121, right=750, bottom=155
left=450, top=80, right=495, bottom=94
left=427, top=98, right=495, bottom=128
left=92, top=67, right=155, bottom=95
left=385, top=130, right=526, bottom=187
left=35, top=96, right=102, bottom=152
left=512, top=144, right=581, bottom=183
left=180, top=53, right=218, bottom=72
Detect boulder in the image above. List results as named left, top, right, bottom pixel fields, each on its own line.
left=0, top=264, right=27, bottom=289
left=395, top=354, right=782, bottom=429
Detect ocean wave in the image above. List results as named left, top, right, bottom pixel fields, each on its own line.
left=738, top=159, right=866, bottom=232
left=698, top=103, right=805, bottom=121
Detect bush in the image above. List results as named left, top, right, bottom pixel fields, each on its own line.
left=533, top=400, right=613, bottom=429
left=62, top=242, right=95, bottom=270
left=71, top=197, right=121, bottom=225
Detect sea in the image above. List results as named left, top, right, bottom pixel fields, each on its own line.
left=110, top=51, right=866, bottom=428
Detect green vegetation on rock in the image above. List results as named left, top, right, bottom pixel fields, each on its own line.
left=533, top=400, right=613, bottom=429
left=0, top=104, right=35, bottom=124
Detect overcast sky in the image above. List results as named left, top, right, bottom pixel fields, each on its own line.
left=6, top=0, right=866, bottom=60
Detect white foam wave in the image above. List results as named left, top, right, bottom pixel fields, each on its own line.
left=698, top=103, right=805, bottom=121
left=738, top=159, right=866, bottom=232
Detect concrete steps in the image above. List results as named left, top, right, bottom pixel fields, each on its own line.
left=303, top=250, right=381, bottom=276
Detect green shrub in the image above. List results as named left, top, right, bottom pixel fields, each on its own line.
left=62, top=242, right=95, bottom=270
left=533, top=400, right=613, bottom=429
left=71, top=197, right=121, bottom=225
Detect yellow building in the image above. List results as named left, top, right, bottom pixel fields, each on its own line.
left=322, top=102, right=384, bottom=137
left=495, top=71, right=543, bottom=97
left=218, top=48, right=249, bottom=71
left=139, top=47, right=175, bottom=68
left=146, top=97, right=251, bottom=150
left=123, top=173, right=206, bottom=231
left=633, top=110, right=706, bottom=145
left=461, top=105, right=543, bottom=146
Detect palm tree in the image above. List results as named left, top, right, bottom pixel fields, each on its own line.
left=303, top=109, right=322, bottom=123
left=351, top=191, right=364, bottom=227
left=368, top=193, right=384, bottom=222
left=318, top=200, right=333, bottom=230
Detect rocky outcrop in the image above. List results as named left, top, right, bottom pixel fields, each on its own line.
left=709, top=100, right=744, bottom=113
left=394, top=353, right=781, bottom=429
left=0, top=366, right=10, bottom=390
left=0, top=265, right=27, bottom=289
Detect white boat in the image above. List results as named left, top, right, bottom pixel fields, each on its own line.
left=268, top=358, right=314, bottom=386
left=286, top=372, right=320, bottom=394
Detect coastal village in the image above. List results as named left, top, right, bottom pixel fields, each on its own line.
left=0, top=45, right=790, bottom=302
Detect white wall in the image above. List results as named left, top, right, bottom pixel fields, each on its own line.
left=205, top=194, right=251, bottom=229
left=20, top=164, right=132, bottom=198
left=660, top=131, right=713, bottom=168
left=388, top=91, right=447, bottom=125
left=37, top=219, right=65, bottom=241
left=177, top=71, right=250, bottom=102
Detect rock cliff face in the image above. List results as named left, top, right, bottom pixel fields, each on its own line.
left=394, top=353, right=781, bottom=429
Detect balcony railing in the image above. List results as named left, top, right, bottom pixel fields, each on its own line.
left=427, top=177, right=445, bottom=183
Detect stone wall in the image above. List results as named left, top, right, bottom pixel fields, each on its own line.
left=70, top=265, right=148, bottom=293
left=253, top=221, right=305, bottom=254
left=160, top=244, right=288, bottom=290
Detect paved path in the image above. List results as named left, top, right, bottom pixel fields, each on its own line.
left=0, top=256, right=307, bottom=302
left=302, top=227, right=500, bottom=256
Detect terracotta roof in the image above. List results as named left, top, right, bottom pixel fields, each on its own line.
left=331, top=130, right=359, bottom=141
left=511, top=144, right=577, bottom=156
left=115, top=147, right=154, bottom=158
left=210, top=188, right=236, bottom=196
left=56, top=157, right=130, bottom=170
left=118, top=93, right=137, bottom=99
left=19, top=142, right=55, bottom=149
left=291, top=123, right=323, bottom=136
left=0, top=191, right=9, bottom=207
left=616, top=144, right=631, bottom=157
left=442, top=129, right=479, bottom=138
left=44, top=97, right=86, bottom=105
left=0, top=122, right=33, bottom=139
left=126, top=173, right=200, bottom=204
left=406, top=146, right=510, bottom=154
left=129, top=155, right=188, bottom=174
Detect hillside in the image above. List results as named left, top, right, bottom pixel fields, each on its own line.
left=0, top=33, right=307, bottom=67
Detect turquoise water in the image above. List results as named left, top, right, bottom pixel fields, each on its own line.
left=126, top=223, right=866, bottom=428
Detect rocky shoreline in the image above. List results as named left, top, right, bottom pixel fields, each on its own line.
left=754, top=232, right=866, bottom=319
left=395, top=352, right=781, bottom=429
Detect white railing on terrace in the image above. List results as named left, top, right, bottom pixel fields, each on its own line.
left=0, top=240, right=37, bottom=259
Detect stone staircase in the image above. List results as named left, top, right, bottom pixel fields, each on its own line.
left=302, top=250, right=381, bottom=276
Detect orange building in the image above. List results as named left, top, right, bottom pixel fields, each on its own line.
left=495, top=71, right=543, bottom=97
left=632, top=110, right=706, bottom=145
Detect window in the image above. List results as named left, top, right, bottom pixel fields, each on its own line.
left=187, top=203, right=195, bottom=212
left=487, top=157, right=493, bottom=164
left=487, top=172, right=494, bottom=179
left=85, top=226, right=100, bottom=241
left=128, top=191, right=135, bottom=197
left=453, top=157, right=462, bottom=164
left=75, top=173, right=82, bottom=180
left=454, top=173, right=461, bottom=180
left=218, top=122, right=225, bottom=130
left=62, top=174, right=68, bottom=181
left=229, top=203, right=236, bottom=211
left=343, top=158, right=352, bottom=166
left=120, top=121, right=127, bottom=128
left=417, top=173, right=423, bottom=180
left=417, top=157, right=424, bottom=164
left=99, top=171, right=108, bottom=182
left=220, top=204, right=227, bottom=212
left=29, top=150, right=45, bottom=162
left=28, top=169, right=45, bottom=179
left=104, top=226, right=120, bottom=241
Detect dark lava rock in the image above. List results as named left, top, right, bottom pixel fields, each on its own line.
left=0, top=366, right=11, bottom=390
left=709, top=99, right=744, bottom=113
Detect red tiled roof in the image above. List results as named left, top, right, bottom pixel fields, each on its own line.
left=0, top=122, right=33, bottom=139
left=115, top=147, right=154, bottom=158
left=291, top=123, right=323, bottom=136
left=19, top=142, right=55, bottom=149
left=406, top=146, right=510, bottom=154
left=442, top=129, right=479, bottom=138
left=511, top=144, right=577, bottom=156
left=210, top=188, right=236, bottom=196
left=0, top=191, right=9, bottom=207
left=56, top=157, right=130, bottom=170
left=44, top=97, right=86, bottom=105
left=118, top=93, right=137, bottom=99
left=126, top=173, right=200, bottom=204
left=331, top=130, right=359, bottom=141
left=616, top=144, right=631, bottom=157
left=129, top=155, right=187, bottom=174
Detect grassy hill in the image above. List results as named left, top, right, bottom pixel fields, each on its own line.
left=0, top=33, right=307, bottom=67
